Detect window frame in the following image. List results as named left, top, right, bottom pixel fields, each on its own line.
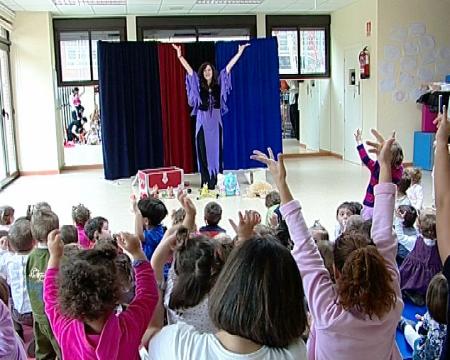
left=53, top=18, right=127, bottom=87
left=136, top=15, right=257, bottom=42
left=266, top=15, right=331, bottom=79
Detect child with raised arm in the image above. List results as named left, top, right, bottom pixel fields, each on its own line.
left=432, top=105, right=450, bottom=360
left=252, top=130, right=403, bottom=360
left=43, top=230, right=158, bottom=360
left=354, top=128, right=404, bottom=220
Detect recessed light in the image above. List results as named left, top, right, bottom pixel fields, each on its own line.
left=53, top=0, right=126, bottom=5
left=196, top=0, right=263, bottom=4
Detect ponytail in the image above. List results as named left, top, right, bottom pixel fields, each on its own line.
left=169, top=228, right=216, bottom=310
left=335, top=233, right=396, bottom=319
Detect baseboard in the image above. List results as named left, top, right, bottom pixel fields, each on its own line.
left=283, top=150, right=340, bottom=159
left=403, top=162, right=413, bottom=167
left=62, top=164, right=104, bottom=172
left=19, top=170, right=60, bottom=176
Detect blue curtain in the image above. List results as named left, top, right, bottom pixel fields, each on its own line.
left=215, top=37, right=282, bottom=170
left=98, top=42, right=164, bottom=180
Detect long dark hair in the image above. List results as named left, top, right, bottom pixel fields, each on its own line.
left=198, top=62, right=218, bottom=90
left=169, top=227, right=221, bottom=310
left=208, top=235, right=307, bottom=347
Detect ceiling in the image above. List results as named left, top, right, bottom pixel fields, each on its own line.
left=0, top=0, right=359, bottom=16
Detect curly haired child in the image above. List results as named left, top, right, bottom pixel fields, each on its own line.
left=43, top=230, right=158, bottom=360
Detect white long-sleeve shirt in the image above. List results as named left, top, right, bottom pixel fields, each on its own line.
left=406, top=184, right=424, bottom=211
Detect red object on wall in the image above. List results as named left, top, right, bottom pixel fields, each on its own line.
left=359, top=46, right=370, bottom=79
left=158, top=43, right=194, bottom=173
left=421, top=105, right=438, bottom=132
left=366, top=21, right=372, bottom=37
left=138, top=167, right=184, bottom=198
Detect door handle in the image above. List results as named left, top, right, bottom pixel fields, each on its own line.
left=356, top=82, right=361, bottom=96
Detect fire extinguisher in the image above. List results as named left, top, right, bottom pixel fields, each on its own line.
left=359, top=46, right=370, bottom=79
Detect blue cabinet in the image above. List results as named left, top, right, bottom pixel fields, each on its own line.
left=413, top=132, right=435, bottom=171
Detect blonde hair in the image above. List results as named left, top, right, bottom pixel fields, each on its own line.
left=408, top=168, right=422, bottom=184
left=418, top=208, right=436, bottom=240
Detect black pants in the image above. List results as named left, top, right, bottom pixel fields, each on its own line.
left=196, top=125, right=223, bottom=190
left=289, top=94, right=299, bottom=140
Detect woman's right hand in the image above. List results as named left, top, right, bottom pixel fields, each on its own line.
left=172, top=44, right=182, bottom=58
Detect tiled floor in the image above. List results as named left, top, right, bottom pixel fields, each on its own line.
left=0, top=157, right=433, bottom=237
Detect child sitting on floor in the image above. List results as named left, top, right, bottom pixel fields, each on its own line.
left=400, top=208, right=442, bottom=306
left=43, top=230, right=158, bottom=360
left=406, top=167, right=424, bottom=212
left=72, top=204, right=91, bottom=249
left=394, top=205, right=418, bottom=265
left=199, top=202, right=226, bottom=238
left=399, top=273, right=447, bottom=359
left=396, top=173, right=412, bottom=208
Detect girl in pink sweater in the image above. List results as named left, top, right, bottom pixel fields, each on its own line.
left=43, top=230, right=158, bottom=360
left=251, top=130, right=403, bottom=360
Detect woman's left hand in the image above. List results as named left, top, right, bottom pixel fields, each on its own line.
left=238, top=43, right=251, bottom=54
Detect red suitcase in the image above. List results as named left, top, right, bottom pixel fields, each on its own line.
left=138, top=167, right=184, bottom=198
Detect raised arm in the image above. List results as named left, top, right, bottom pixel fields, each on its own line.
left=131, top=195, right=144, bottom=242
left=172, top=44, right=194, bottom=76
left=44, top=230, right=71, bottom=335
left=434, top=106, right=450, bottom=263
left=355, top=129, right=376, bottom=170
left=251, top=148, right=339, bottom=326
left=117, top=233, right=158, bottom=336
left=225, top=43, right=250, bottom=74
left=366, top=130, right=399, bottom=285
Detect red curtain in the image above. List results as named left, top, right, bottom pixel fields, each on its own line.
left=158, top=44, right=194, bottom=173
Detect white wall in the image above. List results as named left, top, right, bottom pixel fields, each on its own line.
left=377, top=0, right=450, bottom=162
left=331, top=0, right=378, bottom=155
left=11, top=12, right=61, bottom=173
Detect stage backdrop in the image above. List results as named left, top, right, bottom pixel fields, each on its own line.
left=98, top=38, right=281, bottom=180
left=98, top=42, right=164, bottom=180
left=216, top=37, right=282, bottom=170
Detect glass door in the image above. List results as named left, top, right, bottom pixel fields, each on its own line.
left=0, top=41, right=18, bottom=188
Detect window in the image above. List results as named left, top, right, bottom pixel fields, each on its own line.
left=267, top=16, right=331, bottom=78
left=300, top=29, right=326, bottom=75
left=272, top=29, right=298, bottom=75
left=137, top=16, right=256, bottom=43
left=54, top=18, right=126, bottom=86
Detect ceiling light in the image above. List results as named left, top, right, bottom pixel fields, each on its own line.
left=53, top=0, right=126, bottom=5
left=196, top=0, right=263, bottom=4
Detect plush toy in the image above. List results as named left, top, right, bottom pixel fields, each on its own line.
left=247, top=181, right=273, bottom=198
left=223, top=173, right=240, bottom=196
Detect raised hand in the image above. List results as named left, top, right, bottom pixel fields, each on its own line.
left=117, top=232, right=145, bottom=259
left=434, top=105, right=450, bottom=144
left=250, top=148, right=286, bottom=188
left=229, top=210, right=261, bottom=244
left=354, top=129, right=362, bottom=144
left=172, top=44, right=182, bottom=58
left=130, top=194, right=139, bottom=214
left=47, top=229, right=64, bottom=259
left=238, top=43, right=251, bottom=54
left=366, top=129, right=396, bottom=166
left=177, top=191, right=196, bottom=216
